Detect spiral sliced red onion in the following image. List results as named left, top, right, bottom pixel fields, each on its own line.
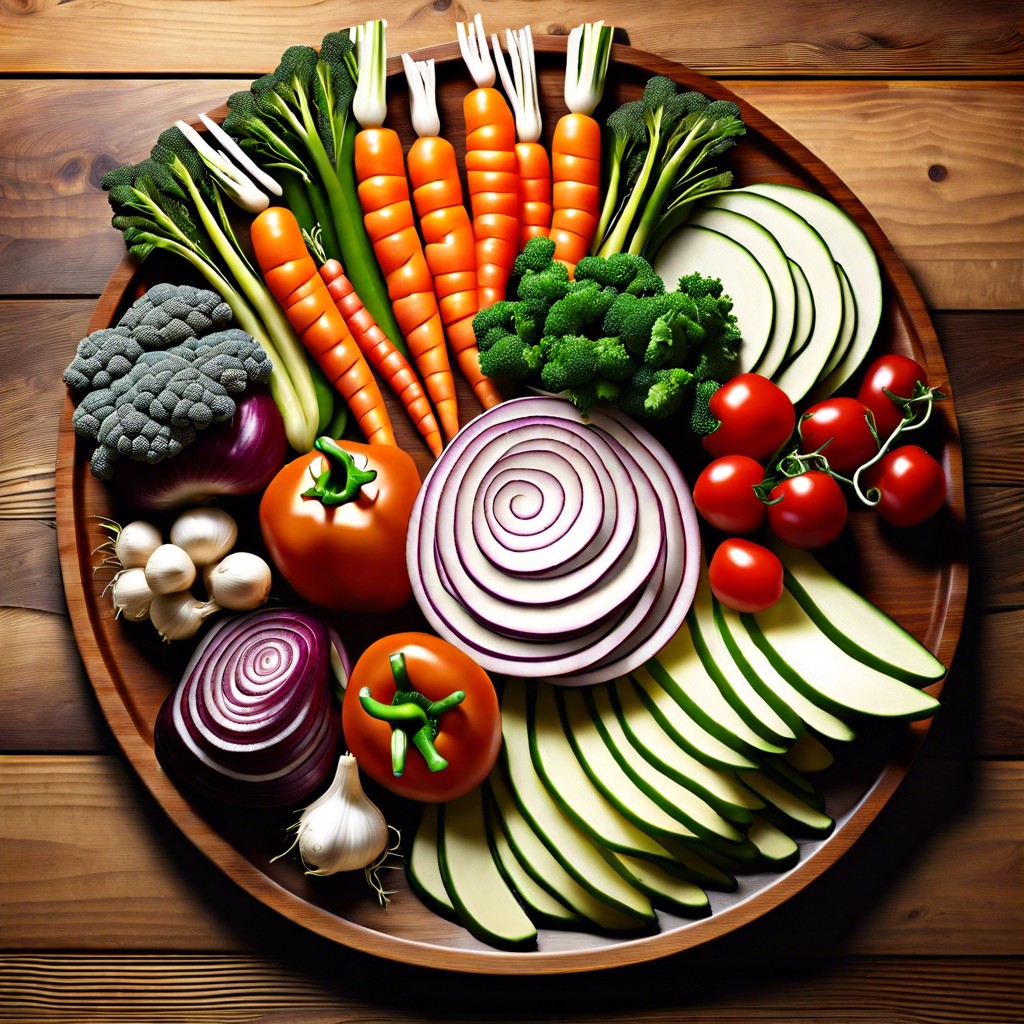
left=406, top=396, right=701, bottom=685
left=154, top=608, right=346, bottom=806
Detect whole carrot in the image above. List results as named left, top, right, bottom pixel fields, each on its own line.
left=402, top=53, right=503, bottom=412
left=458, top=14, right=520, bottom=310
left=493, top=25, right=552, bottom=248
left=319, top=258, right=443, bottom=456
left=549, top=21, right=614, bottom=270
left=351, top=20, right=460, bottom=441
left=250, top=206, right=396, bottom=448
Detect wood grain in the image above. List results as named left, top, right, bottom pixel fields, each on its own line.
left=1, top=80, right=1020, bottom=308
left=1, top=0, right=1021, bottom=76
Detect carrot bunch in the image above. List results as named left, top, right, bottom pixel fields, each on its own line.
left=250, top=206, right=396, bottom=448
left=351, top=19, right=460, bottom=442
left=402, top=53, right=503, bottom=413
left=457, top=14, right=521, bottom=311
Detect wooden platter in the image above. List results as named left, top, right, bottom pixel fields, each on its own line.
left=55, top=37, right=967, bottom=974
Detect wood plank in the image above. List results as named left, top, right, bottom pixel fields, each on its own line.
left=1, top=80, right=1020, bottom=308
left=1, top=0, right=1021, bottom=76
left=0, top=953, right=1021, bottom=1023
left=1, top=756, right=1021, bottom=957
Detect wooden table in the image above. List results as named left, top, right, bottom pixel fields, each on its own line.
left=1, top=1, right=1022, bottom=1019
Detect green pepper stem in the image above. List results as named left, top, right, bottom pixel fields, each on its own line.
left=302, top=436, right=377, bottom=507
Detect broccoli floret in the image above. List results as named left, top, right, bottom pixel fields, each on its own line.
left=65, top=284, right=271, bottom=479
left=477, top=334, right=541, bottom=381
left=473, top=301, right=518, bottom=346
left=542, top=280, right=615, bottom=338
left=644, top=367, right=694, bottom=419
left=593, top=336, right=636, bottom=381
left=513, top=236, right=558, bottom=277
left=539, top=335, right=598, bottom=393
left=689, top=379, right=723, bottom=437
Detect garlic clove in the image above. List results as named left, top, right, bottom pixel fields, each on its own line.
left=114, top=520, right=163, bottom=570
left=293, top=754, right=389, bottom=876
left=144, top=543, right=197, bottom=595
left=169, top=507, right=238, bottom=568
left=111, top=567, right=155, bottom=622
left=149, top=591, right=219, bottom=642
left=205, top=551, right=272, bottom=611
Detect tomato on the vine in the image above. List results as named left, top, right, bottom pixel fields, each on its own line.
left=766, top=471, right=848, bottom=549
left=259, top=437, right=421, bottom=612
left=799, top=397, right=879, bottom=473
left=693, top=455, right=767, bottom=533
left=702, top=374, right=796, bottom=461
left=861, top=445, right=947, bottom=527
left=708, top=539, right=784, bottom=613
left=856, top=354, right=929, bottom=441
left=343, top=633, right=501, bottom=803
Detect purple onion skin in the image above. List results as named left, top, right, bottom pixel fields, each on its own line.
left=154, top=607, right=345, bottom=809
left=114, top=388, right=288, bottom=513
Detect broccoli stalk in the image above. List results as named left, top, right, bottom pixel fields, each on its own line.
left=103, top=142, right=318, bottom=453
left=593, top=77, right=746, bottom=258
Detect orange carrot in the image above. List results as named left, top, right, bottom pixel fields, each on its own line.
left=458, top=14, right=520, bottom=310
left=402, top=53, right=503, bottom=412
left=319, top=259, right=443, bottom=456
left=251, top=207, right=395, bottom=448
left=550, top=21, right=614, bottom=270
left=351, top=21, right=460, bottom=442
left=493, top=25, right=552, bottom=248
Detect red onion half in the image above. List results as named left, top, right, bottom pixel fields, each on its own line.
left=406, top=396, right=701, bottom=685
left=154, top=608, right=346, bottom=807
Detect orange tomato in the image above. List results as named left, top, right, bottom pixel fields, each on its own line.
left=259, top=437, right=420, bottom=612
left=343, top=632, right=501, bottom=803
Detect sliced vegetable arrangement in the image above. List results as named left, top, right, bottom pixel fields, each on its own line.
left=63, top=17, right=959, bottom=959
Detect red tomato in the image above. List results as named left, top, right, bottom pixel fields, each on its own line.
left=766, top=471, right=848, bottom=549
left=708, top=539, right=784, bottom=613
left=856, top=354, right=929, bottom=441
left=799, top=397, right=879, bottom=473
left=693, top=456, right=767, bottom=533
left=343, top=633, right=501, bottom=803
left=862, top=445, right=947, bottom=527
left=703, top=374, right=796, bottom=461
left=259, top=437, right=420, bottom=612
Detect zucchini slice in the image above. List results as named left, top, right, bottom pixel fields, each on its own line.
left=406, top=803, right=457, bottom=921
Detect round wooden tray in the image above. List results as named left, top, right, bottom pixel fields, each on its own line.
left=56, top=38, right=967, bottom=974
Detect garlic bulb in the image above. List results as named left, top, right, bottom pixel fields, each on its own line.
left=144, top=543, right=197, bottom=595
left=290, top=754, right=389, bottom=876
left=111, top=567, right=155, bottom=621
left=169, top=507, right=238, bottom=568
left=149, top=591, right=219, bottom=641
left=205, top=551, right=272, bottom=611
left=114, top=520, right=163, bottom=569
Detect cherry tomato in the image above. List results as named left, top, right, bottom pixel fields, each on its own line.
left=343, top=633, right=501, bottom=803
left=862, top=445, right=947, bottom=527
left=799, top=397, right=879, bottom=473
left=693, top=455, right=767, bottom=533
left=703, top=374, right=796, bottom=461
left=766, top=471, right=848, bottom=549
left=856, top=354, right=929, bottom=441
left=708, top=539, right=784, bottom=613
left=260, top=437, right=421, bottom=612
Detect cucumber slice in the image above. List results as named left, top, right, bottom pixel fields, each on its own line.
left=819, top=263, right=858, bottom=383
left=605, top=851, right=712, bottom=917
left=484, top=790, right=584, bottom=930
left=704, top=190, right=844, bottom=402
left=612, top=678, right=756, bottom=824
left=688, top=566, right=801, bottom=744
left=651, top=223, right=774, bottom=373
left=438, top=787, right=538, bottom=950
left=488, top=769, right=652, bottom=933
left=784, top=731, right=835, bottom=774
left=738, top=771, right=834, bottom=836
left=406, top=803, right=457, bottom=921
left=744, top=182, right=883, bottom=400
left=501, top=683, right=655, bottom=921
left=775, top=543, right=947, bottom=684
left=747, top=814, right=799, bottom=867
left=714, top=598, right=857, bottom=744
left=626, top=667, right=759, bottom=771
left=742, top=589, right=942, bottom=720
left=687, top=205, right=795, bottom=380
left=648, top=620, right=788, bottom=756
left=580, top=685, right=746, bottom=844
left=787, top=259, right=814, bottom=364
